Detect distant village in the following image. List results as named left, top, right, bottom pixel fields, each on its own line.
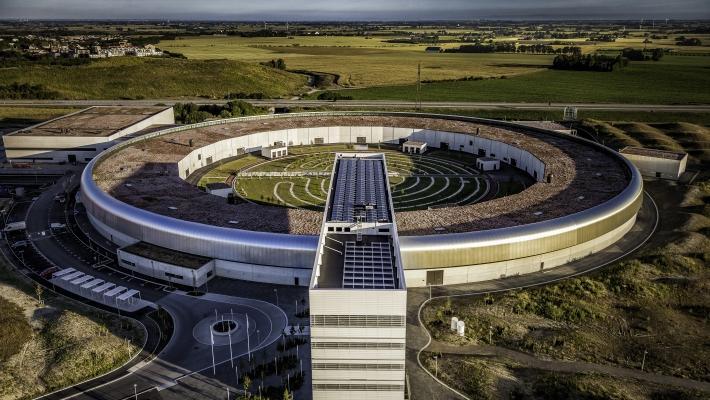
left=0, top=34, right=162, bottom=59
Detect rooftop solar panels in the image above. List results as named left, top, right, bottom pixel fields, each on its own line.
left=329, top=158, right=390, bottom=223
left=343, top=241, right=395, bottom=289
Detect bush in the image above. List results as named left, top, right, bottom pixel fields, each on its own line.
left=0, top=82, right=61, bottom=99
left=0, top=296, right=32, bottom=362
left=317, top=91, right=353, bottom=101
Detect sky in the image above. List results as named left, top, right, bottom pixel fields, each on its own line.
left=1, top=0, right=709, bottom=21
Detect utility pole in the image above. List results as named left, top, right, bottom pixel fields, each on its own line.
left=641, top=349, right=648, bottom=371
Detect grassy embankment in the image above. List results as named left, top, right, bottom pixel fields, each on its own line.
left=0, top=56, right=307, bottom=100
left=0, top=259, right=143, bottom=399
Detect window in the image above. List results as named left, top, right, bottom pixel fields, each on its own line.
left=121, top=259, right=135, bottom=267
left=312, top=342, right=404, bottom=349
left=655, top=172, right=662, bottom=178
left=206, top=156, right=213, bottom=164
left=469, top=140, right=473, bottom=146
left=165, top=272, right=183, bottom=280
left=478, top=149, right=486, bottom=156
left=378, top=228, right=390, bottom=233
left=312, top=363, right=404, bottom=370
left=356, top=136, right=367, bottom=144
left=197, top=154, right=201, bottom=160
left=310, top=315, right=405, bottom=327
left=314, top=137, right=325, bottom=144
left=426, top=270, right=444, bottom=286
left=206, top=271, right=213, bottom=277
left=312, top=384, right=404, bottom=392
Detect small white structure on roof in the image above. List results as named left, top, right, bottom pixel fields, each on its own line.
left=620, top=146, right=688, bottom=180
left=402, top=140, right=427, bottom=154
left=261, top=145, right=288, bottom=159
left=476, top=157, right=500, bottom=171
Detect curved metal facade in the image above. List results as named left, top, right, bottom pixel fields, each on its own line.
left=81, top=112, right=642, bottom=275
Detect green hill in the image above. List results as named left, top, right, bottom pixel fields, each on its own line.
left=0, top=57, right=307, bottom=99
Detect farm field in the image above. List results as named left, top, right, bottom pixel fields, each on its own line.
left=0, top=57, right=307, bottom=100
left=158, top=36, right=554, bottom=86
left=334, top=56, right=710, bottom=104
left=197, top=145, right=515, bottom=211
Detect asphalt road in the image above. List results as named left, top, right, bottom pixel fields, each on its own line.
left=18, top=176, right=289, bottom=400
left=2, top=99, right=710, bottom=112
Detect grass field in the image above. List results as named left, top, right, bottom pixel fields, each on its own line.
left=198, top=145, right=498, bottom=211
left=0, top=57, right=307, bottom=99
left=158, top=36, right=554, bottom=86
left=333, top=56, right=710, bottom=104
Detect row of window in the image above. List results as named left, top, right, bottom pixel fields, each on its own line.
left=310, top=314, right=405, bottom=327
left=312, top=342, right=404, bottom=349
left=312, top=384, right=404, bottom=391
left=312, top=363, right=404, bottom=370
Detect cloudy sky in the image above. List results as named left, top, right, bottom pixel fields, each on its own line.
left=1, top=0, right=708, bottom=20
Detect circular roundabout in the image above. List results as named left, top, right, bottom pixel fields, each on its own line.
left=83, top=112, right=643, bottom=287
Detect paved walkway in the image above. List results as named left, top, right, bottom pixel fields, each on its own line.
left=405, top=191, right=661, bottom=400
left=429, top=341, right=710, bottom=393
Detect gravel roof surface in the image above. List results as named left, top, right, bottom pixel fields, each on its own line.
left=92, top=116, right=630, bottom=236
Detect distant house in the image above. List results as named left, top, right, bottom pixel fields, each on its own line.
left=425, top=46, right=442, bottom=53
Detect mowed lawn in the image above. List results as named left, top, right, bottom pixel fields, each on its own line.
left=337, top=56, right=710, bottom=104
left=158, top=36, right=553, bottom=86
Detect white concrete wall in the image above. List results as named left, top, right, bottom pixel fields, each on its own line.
left=177, top=126, right=545, bottom=183
left=117, top=248, right=214, bottom=287
left=215, top=259, right=311, bottom=286
left=622, top=153, right=686, bottom=180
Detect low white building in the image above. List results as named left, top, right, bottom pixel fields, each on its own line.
left=261, top=145, right=288, bottom=159
left=620, top=146, right=688, bottom=180
left=476, top=156, right=500, bottom=171
left=3, top=106, right=174, bottom=163
left=402, top=140, right=427, bottom=154
left=117, top=241, right=215, bottom=288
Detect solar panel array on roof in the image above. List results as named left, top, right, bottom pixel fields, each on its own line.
left=343, top=241, right=395, bottom=289
left=329, top=158, right=389, bottom=223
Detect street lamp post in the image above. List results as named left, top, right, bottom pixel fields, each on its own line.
left=133, top=383, right=137, bottom=400
left=274, top=288, right=279, bottom=306
left=641, top=349, right=648, bottom=371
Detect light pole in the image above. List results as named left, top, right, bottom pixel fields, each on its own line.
left=434, top=355, right=438, bottom=377
left=641, top=349, right=648, bottom=371
left=274, top=288, right=279, bottom=306
left=133, top=383, right=137, bottom=400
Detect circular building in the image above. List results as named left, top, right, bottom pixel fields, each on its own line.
left=81, top=112, right=643, bottom=287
